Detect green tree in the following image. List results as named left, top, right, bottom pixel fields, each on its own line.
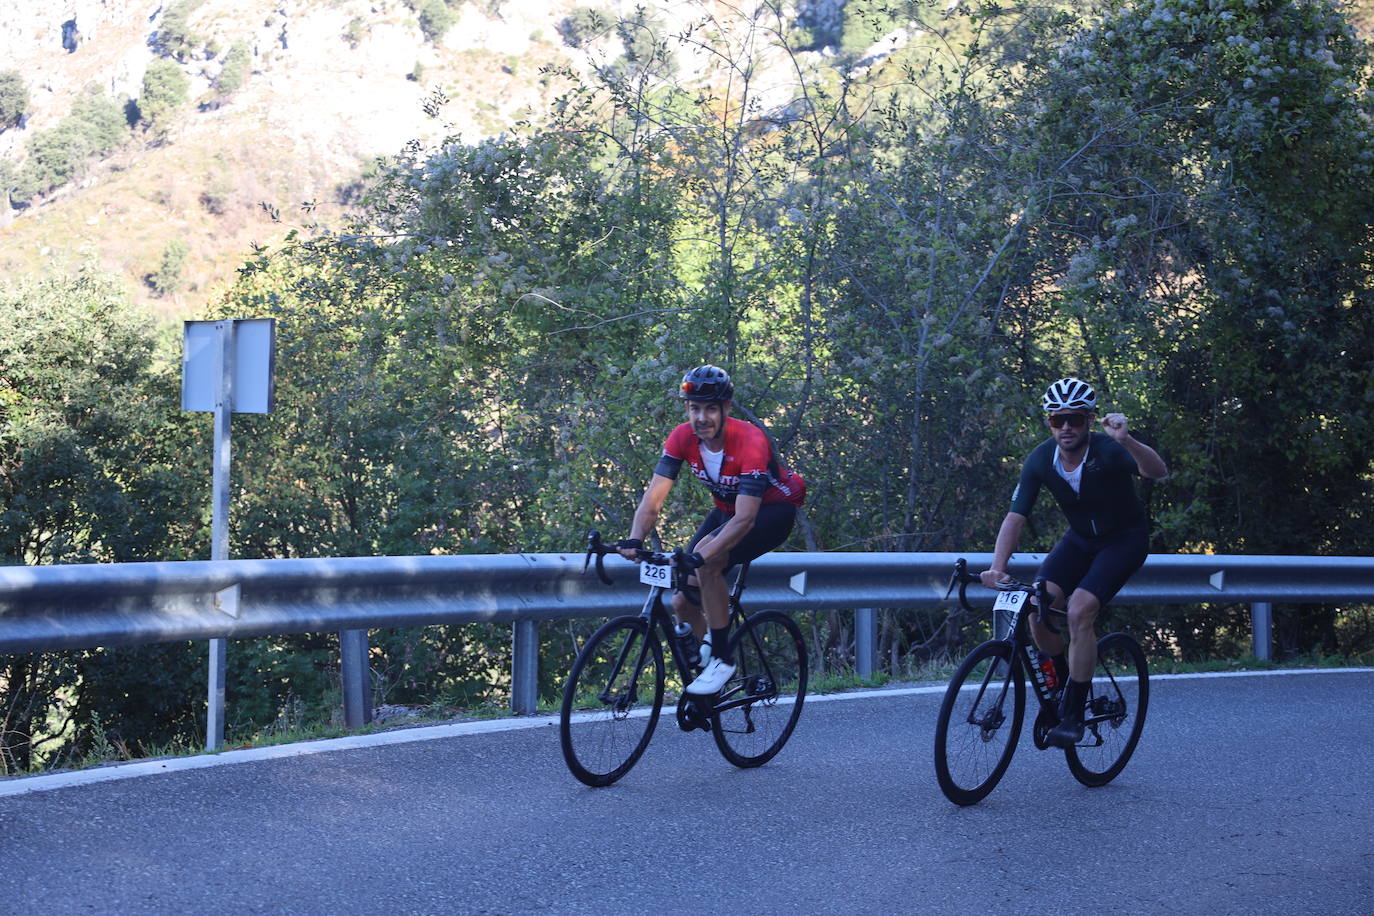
left=156, top=0, right=207, bottom=61
left=215, top=41, right=252, bottom=98
left=0, top=270, right=204, bottom=772
left=150, top=238, right=189, bottom=296
left=0, top=70, right=28, bottom=130
left=69, top=85, right=131, bottom=152
left=980, top=0, right=1374, bottom=656
left=137, top=60, right=190, bottom=136
left=418, top=0, right=457, bottom=44
left=11, top=86, right=130, bottom=202
left=557, top=5, right=613, bottom=48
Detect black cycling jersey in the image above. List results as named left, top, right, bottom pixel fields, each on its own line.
left=1009, top=432, right=1147, bottom=539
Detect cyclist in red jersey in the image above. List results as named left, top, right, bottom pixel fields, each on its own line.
left=618, top=365, right=806, bottom=695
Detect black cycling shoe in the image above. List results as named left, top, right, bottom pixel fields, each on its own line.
left=1046, top=713, right=1084, bottom=748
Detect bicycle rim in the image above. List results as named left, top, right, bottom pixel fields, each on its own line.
left=711, top=611, right=808, bottom=768
left=559, top=617, right=664, bottom=787
left=1065, top=632, right=1149, bottom=787
left=934, top=640, right=1025, bottom=806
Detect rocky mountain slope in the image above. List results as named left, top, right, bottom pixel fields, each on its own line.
left=0, top=0, right=620, bottom=317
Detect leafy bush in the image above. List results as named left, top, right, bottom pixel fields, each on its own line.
left=150, top=238, right=189, bottom=296
left=12, top=87, right=130, bottom=201
left=344, top=17, right=367, bottom=48
left=137, top=60, right=189, bottom=134
left=0, top=69, right=28, bottom=130
left=215, top=41, right=251, bottom=96
left=156, top=0, right=207, bottom=61
left=0, top=270, right=202, bottom=772
left=418, top=0, right=456, bottom=44
left=556, top=5, right=613, bottom=48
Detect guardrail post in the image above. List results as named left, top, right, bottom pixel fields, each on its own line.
left=512, top=619, right=539, bottom=715
left=340, top=629, right=372, bottom=727
left=1250, top=602, right=1273, bottom=662
left=855, top=608, right=877, bottom=679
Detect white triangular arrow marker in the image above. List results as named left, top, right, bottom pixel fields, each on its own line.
left=1209, top=571, right=1225, bottom=591
left=789, top=571, right=807, bottom=595
left=215, top=583, right=241, bottom=618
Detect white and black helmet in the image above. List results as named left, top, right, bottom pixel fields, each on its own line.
left=1042, top=377, right=1097, bottom=413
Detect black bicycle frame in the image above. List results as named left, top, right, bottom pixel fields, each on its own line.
left=583, top=531, right=768, bottom=711
left=948, top=559, right=1124, bottom=743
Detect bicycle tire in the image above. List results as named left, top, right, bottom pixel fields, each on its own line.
left=934, top=639, right=1025, bottom=806
left=1065, top=632, right=1149, bottom=787
left=711, top=610, right=808, bottom=768
left=559, top=616, right=664, bottom=787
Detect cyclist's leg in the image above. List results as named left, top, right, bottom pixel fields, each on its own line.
left=1032, top=531, right=1093, bottom=659
left=677, top=509, right=729, bottom=639
left=685, top=504, right=795, bottom=693
left=1028, top=579, right=1068, bottom=656
left=1071, top=525, right=1149, bottom=678
left=1064, top=588, right=1102, bottom=680
left=1048, top=527, right=1148, bottom=747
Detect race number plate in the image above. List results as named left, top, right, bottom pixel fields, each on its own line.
left=992, top=589, right=1028, bottom=612
left=639, top=560, right=671, bottom=587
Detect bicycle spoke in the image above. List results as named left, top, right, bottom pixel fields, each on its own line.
left=711, top=611, right=807, bottom=767
left=934, top=640, right=1025, bottom=806
left=560, top=618, right=664, bottom=787
left=1065, top=632, right=1149, bottom=787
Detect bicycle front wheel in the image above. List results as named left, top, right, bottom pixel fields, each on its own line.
left=559, top=616, right=664, bottom=787
left=1066, top=632, right=1148, bottom=787
left=711, top=611, right=808, bottom=768
left=934, top=639, right=1025, bottom=806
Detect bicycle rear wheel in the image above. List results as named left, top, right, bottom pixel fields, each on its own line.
left=559, top=616, right=664, bottom=787
left=711, top=610, right=808, bottom=768
left=1065, top=632, right=1149, bottom=787
left=934, top=640, right=1025, bottom=806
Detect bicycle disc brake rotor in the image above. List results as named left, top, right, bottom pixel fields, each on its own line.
left=744, top=674, right=775, bottom=702
left=1091, top=694, right=1126, bottom=726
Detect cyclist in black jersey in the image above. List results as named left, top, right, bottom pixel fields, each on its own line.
left=980, top=377, right=1167, bottom=747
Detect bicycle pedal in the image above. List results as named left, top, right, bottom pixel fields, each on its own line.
left=675, top=695, right=711, bottom=733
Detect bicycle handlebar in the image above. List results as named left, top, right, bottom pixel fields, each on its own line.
left=583, top=530, right=700, bottom=587
left=945, top=558, right=1061, bottom=633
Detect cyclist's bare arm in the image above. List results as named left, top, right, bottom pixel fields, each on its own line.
left=621, top=473, right=674, bottom=559
left=980, top=511, right=1027, bottom=588
left=1100, top=413, right=1168, bottom=479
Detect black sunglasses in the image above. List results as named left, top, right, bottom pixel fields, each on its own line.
left=1048, top=413, right=1090, bottom=429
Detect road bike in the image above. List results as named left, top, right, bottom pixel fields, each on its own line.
left=558, top=531, right=808, bottom=787
left=933, top=558, right=1149, bottom=805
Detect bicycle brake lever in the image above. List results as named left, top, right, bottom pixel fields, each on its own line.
left=945, top=558, right=967, bottom=600
left=584, top=531, right=613, bottom=585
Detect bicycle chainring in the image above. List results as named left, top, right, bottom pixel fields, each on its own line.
left=675, top=694, right=711, bottom=733
left=1032, top=704, right=1059, bottom=750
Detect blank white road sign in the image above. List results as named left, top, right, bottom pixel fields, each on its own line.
left=181, top=319, right=276, bottom=413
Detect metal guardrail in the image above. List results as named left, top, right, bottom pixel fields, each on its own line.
left=2, top=552, right=1371, bottom=728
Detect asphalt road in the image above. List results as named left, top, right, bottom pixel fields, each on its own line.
left=1, top=670, right=1370, bottom=915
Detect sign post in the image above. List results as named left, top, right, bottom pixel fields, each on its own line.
left=182, top=318, right=275, bottom=750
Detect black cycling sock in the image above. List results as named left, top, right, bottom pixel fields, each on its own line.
left=1060, top=678, right=1090, bottom=721
left=710, top=626, right=733, bottom=665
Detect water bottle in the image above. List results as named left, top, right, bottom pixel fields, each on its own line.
left=674, top=621, right=700, bottom=666
left=1036, top=650, right=1059, bottom=691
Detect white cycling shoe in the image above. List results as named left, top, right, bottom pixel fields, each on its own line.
left=685, top=657, right=735, bottom=694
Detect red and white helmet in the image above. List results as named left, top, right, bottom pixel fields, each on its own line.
left=1042, top=377, right=1096, bottom=413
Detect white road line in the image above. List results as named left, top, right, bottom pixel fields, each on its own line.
left=2, top=667, right=1369, bottom=798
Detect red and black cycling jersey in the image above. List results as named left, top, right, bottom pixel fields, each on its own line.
left=654, top=417, right=806, bottom=514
